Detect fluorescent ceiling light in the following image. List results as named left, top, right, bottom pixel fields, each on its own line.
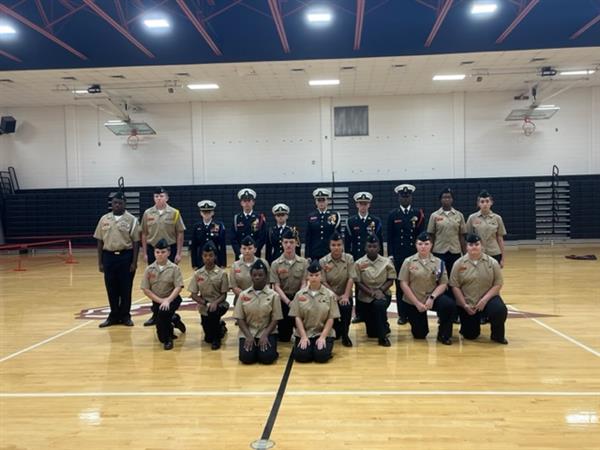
left=307, top=12, right=332, bottom=23
left=143, top=18, right=170, bottom=29
left=471, top=3, right=498, bottom=14
left=559, top=70, right=595, bottom=76
left=309, top=79, right=340, bottom=86
left=0, top=25, right=17, bottom=34
left=432, top=74, right=466, bottom=81
left=72, top=89, right=89, bottom=94
left=187, top=83, right=219, bottom=90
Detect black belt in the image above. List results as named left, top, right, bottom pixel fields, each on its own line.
left=104, top=249, right=132, bottom=255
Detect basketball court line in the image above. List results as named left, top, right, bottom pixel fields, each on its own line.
left=0, top=276, right=193, bottom=364
left=508, top=304, right=600, bottom=358
left=1, top=389, right=599, bottom=399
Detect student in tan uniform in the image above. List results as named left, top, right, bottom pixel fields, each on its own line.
left=141, top=187, right=186, bottom=327
left=188, top=242, right=230, bottom=350
left=398, top=232, right=455, bottom=345
left=140, top=239, right=186, bottom=350
left=320, top=232, right=356, bottom=347
left=466, top=190, right=507, bottom=267
left=449, top=233, right=508, bottom=345
left=289, top=260, right=340, bottom=363
left=230, top=236, right=270, bottom=305
left=94, top=192, right=141, bottom=328
left=233, top=260, right=283, bottom=364
left=270, top=229, right=309, bottom=342
left=353, top=235, right=396, bottom=347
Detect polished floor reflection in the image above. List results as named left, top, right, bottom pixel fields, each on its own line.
left=1, top=245, right=599, bottom=449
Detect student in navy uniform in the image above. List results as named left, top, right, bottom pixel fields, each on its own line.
left=345, top=191, right=383, bottom=325
left=266, top=203, right=301, bottom=264
left=94, top=192, right=141, bottom=328
left=190, top=200, right=227, bottom=269
left=305, top=188, right=341, bottom=261
left=387, top=184, right=425, bottom=325
left=231, top=188, right=267, bottom=260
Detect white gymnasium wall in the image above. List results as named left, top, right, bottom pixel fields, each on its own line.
left=1, top=86, right=599, bottom=189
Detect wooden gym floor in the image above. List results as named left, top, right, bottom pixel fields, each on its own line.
left=1, top=244, right=599, bottom=449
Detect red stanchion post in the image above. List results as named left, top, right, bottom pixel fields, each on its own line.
left=13, top=245, right=27, bottom=272
left=65, top=240, right=78, bottom=264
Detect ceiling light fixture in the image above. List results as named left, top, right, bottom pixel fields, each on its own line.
left=187, top=83, right=219, bottom=90
left=307, top=12, right=332, bottom=23
left=432, top=74, right=466, bottom=81
left=309, top=79, right=340, bottom=86
left=72, top=90, right=89, bottom=94
left=0, top=24, right=17, bottom=35
left=559, top=70, right=596, bottom=76
left=143, top=18, right=170, bottom=29
left=470, top=2, right=498, bottom=14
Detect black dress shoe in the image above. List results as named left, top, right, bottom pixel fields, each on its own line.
left=121, top=318, right=134, bottom=326
left=378, top=337, right=391, bottom=347
left=173, top=319, right=186, bottom=333
left=143, top=316, right=156, bottom=327
left=351, top=316, right=364, bottom=324
left=98, top=319, right=116, bottom=328
left=491, top=336, right=508, bottom=345
left=164, top=341, right=174, bottom=350
left=397, top=317, right=407, bottom=325
left=211, top=340, right=221, bottom=350
left=437, top=336, right=452, bottom=345
left=342, top=336, right=353, bottom=347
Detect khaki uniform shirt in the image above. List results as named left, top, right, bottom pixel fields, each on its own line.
left=93, top=211, right=141, bottom=251
left=449, top=254, right=503, bottom=306
left=141, top=205, right=186, bottom=246
left=140, top=260, right=184, bottom=298
left=289, top=286, right=340, bottom=338
left=229, top=257, right=270, bottom=302
left=232, top=287, right=283, bottom=338
left=466, top=212, right=506, bottom=256
left=398, top=254, right=448, bottom=305
left=270, top=254, right=309, bottom=296
left=319, top=253, right=356, bottom=297
left=427, top=208, right=466, bottom=254
left=188, top=265, right=230, bottom=316
left=353, top=255, right=397, bottom=303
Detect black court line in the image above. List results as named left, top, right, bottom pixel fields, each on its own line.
left=260, top=350, right=295, bottom=441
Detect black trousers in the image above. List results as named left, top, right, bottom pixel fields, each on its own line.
left=146, top=243, right=177, bottom=264
left=354, top=293, right=365, bottom=319
left=458, top=296, right=507, bottom=341
left=490, top=254, right=502, bottom=264
left=239, top=335, right=278, bottom=364
left=293, top=336, right=334, bottom=363
left=403, top=294, right=455, bottom=340
left=278, top=294, right=296, bottom=342
left=362, top=296, right=391, bottom=339
left=333, top=299, right=353, bottom=339
left=155, top=296, right=182, bottom=343
left=392, top=254, right=411, bottom=320
left=102, top=249, right=135, bottom=322
left=200, top=303, right=228, bottom=343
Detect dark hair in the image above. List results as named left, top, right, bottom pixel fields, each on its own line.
left=439, top=187, right=454, bottom=200
left=241, top=236, right=256, bottom=247
left=307, top=259, right=322, bottom=273
left=250, top=259, right=267, bottom=273
left=281, top=229, right=295, bottom=240
left=478, top=190, right=492, bottom=199
left=366, top=234, right=380, bottom=244
left=155, top=239, right=169, bottom=250
left=465, top=233, right=482, bottom=243
left=202, top=241, right=217, bottom=253
left=329, top=231, right=343, bottom=242
left=416, top=231, right=431, bottom=242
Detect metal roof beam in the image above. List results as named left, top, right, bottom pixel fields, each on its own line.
left=175, top=0, right=223, bottom=55
left=354, top=0, right=366, bottom=50
left=0, top=48, right=22, bottom=63
left=82, top=0, right=154, bottom=58
left=424, top=0, right=454, bottom=48
left=570, top=13, right=600, bottom=40
left=267, top=0, right=290, bottom=53
left=496, top=0, right=540, bottom=44
left=0, top=3, right=88, bottom=60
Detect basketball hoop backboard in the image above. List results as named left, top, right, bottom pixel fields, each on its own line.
left=104, top=121, right=156, bottom=135
left=505, top=105, right=560, bottom=121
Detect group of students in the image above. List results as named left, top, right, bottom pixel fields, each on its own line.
left=93, top=183, right=508, bottom=364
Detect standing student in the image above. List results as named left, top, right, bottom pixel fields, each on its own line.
left=190, top=200, right=227, bottom=269
left=466, top=190, right=507, bottom=267
left=266, top=203, right=300, bottom=264
left=94, top=192, right=140, bottom=328
left=387, top=184, right=425, bottom=325
left=270, top=229, right=309, bottom=342
left=141, top=187, right=186, bottom=327
left=231, top=188, right=267, bottom=260
left=229, top=236, right=270, bottom=305
left=305, top=188, right=341, bottom=261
